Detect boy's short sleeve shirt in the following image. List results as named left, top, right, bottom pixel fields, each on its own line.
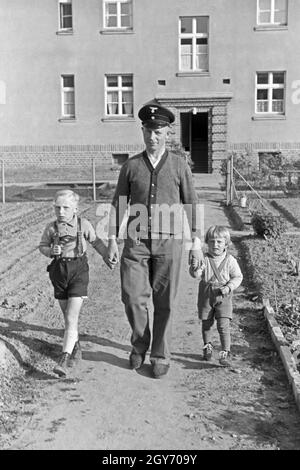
left=39, top=216, right=96, bottom=258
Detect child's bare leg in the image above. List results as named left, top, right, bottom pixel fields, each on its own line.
left=62, top=297, right=83, bottom=354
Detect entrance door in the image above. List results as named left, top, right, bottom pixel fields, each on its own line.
left=180, top=112, right=209, bottom=173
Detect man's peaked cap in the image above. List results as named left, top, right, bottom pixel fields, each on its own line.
left=138, top=100, right=175, bottom=128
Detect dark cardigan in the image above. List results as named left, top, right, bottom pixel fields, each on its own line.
left=111, top=150, right=200, bottom=237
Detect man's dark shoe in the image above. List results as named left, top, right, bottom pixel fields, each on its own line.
left=152, top=363, right=170, bottom=379
left=53, top=352, right=71, bottom=377
left=68, top=341, right=82, bottom=368
left=129, top=352, right=145, bottom=370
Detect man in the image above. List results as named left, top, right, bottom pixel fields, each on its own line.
left=106, top=100, right=202, bottom=378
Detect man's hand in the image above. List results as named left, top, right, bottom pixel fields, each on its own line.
left=104, top=237, right=119, bottom=270
left=189, top=249, right=203, bottom=269
left=188, top=237, right=203, bottom=269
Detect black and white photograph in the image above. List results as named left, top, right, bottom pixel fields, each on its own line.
left=1, top=0, right=300, bottom=454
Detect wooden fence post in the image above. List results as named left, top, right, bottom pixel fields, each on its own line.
left=1, top=159, right=5, bottom=204
left=226, top=154, right=233, bottom=206
left=230, top=153, right=234, bottom=204
left=92, top=158, right=96, bottom=202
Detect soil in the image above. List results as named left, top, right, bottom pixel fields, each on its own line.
left=226, top=197, right=300, bottom=348
left=1, top=193, right=300, bottom=451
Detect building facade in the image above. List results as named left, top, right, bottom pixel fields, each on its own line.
left=0, top=0, right=300, bottom=173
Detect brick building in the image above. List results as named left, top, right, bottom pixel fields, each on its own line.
left=0, top=0, right=299, bottom=174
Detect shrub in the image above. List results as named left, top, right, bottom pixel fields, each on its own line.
left=259, top=151, right=283, bottom=171
left=251, top=211, right=287, bottom=239
left=167, top=139, right=193, bottom=168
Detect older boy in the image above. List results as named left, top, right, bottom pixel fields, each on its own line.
left=39, top=189, right=104, bottom=377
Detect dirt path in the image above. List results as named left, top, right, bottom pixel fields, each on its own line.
left=1, top=193, right=300, bottom=450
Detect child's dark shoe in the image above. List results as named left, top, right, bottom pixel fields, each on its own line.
left=203, top=343, right=213, bottom=361
left=53, top=352, right=71, bottom=377
left=219, top=350, right=231, bottom=367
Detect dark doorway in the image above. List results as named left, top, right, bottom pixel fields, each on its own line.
left=180, top=112, right=209, bottom=173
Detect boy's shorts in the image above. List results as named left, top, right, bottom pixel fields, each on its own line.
left=47, top=255, right=89, bottom=299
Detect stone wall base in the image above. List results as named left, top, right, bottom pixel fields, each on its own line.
left=228, top=143, right=300, bottom=167
left=0, top=144, right=144, bottom=169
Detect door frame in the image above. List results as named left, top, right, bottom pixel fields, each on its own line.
left=156, top=93, right=233, bottom=173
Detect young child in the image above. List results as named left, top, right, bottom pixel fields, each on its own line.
left=39, top=189, right=104, bottom=377
left=189, top=225, right=243, bottom=367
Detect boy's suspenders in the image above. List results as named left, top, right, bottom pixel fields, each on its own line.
left=53, top=221, right=61, bottom=260
left=208, top=254, right=229, bottom=284
left=76, top=217, right=83, bottom=257
left=53, top=216, right=83, bottom=258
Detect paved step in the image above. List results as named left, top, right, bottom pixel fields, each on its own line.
left=192, top=173, right=225, bottom=190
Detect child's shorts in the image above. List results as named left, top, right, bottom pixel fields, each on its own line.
left=47, top=254, right=89, bottom=300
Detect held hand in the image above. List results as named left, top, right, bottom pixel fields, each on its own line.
left=52, top=244, right=62, bottom=256
left=104, top=238, right=119, bottom=270
left=188, top=264, right=202, bottom=279
left=188, top=248, right=204, bottom=270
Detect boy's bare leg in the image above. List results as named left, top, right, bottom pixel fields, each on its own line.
left=62, top=297, right=83, bottom=354
left=53, top=297, right=83, bottom=376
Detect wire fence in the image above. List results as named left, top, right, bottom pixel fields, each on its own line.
left=225, top=154, right=300, bottom=215
left=0, top=156, right=121, bottom=203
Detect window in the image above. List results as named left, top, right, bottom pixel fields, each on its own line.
left=257, top=0, right=287, bottom=26
left=256, top=72, right=285, bottom=114
left=59, top=0, right=73, bottom=31
left=112, top=153, right=129, bottom=165
left=103, top=0, right=132, bottom=29
left=105, top=75, right=133, bottom=116
left=179, top=17, right=209, bottom=72
left=61, top=75, right=75, bottom=118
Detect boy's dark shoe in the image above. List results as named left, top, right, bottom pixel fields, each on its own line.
left=129, top=352, right=145, bottom=370
left=152, top=363, right=170, bottom=379
left=68, top=341, right=82, bottom=368
left=53, top=352, right=71, bottom=377
left=219, top=350, right=231, bottom=367
left=203, top=343, right=213, bottom=361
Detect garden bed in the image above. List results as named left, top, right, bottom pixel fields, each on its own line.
left=227, top=199, right=300, bottom=368
left=239, top=234, right=300, bottom=346
left=270, top=198, right=300, bottom=228
left=224, top=197, right=297, bottom=233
